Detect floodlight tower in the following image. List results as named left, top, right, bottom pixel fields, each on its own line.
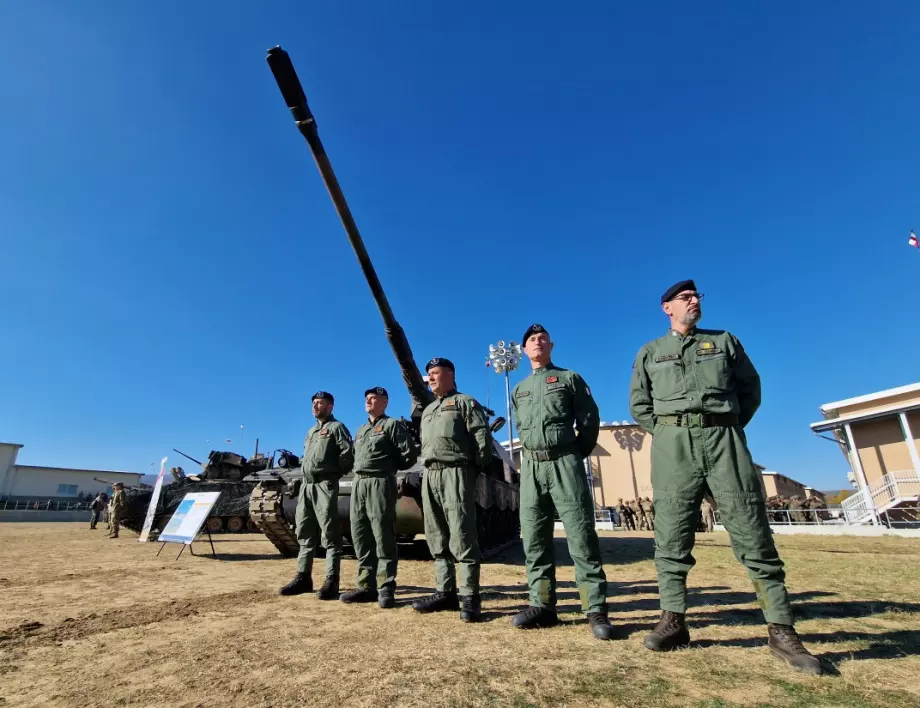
left=487, top=340, right=523, bottom=461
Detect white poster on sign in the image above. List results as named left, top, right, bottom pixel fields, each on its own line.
left=158, top=492, right=222, bottom=545
left=139, top=456, right=169, bottom=543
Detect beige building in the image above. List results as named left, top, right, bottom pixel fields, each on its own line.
left=504, top=422, right=809, bottom=509
left=811, top=383, right=920, bottom=523
left=761, top=471, right=807, bottom=499
left=0, top=442, right=142, bottom=500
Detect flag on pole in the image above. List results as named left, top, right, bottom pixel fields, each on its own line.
left=910, top=230, right=919, bottom=248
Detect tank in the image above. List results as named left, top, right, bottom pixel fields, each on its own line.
left=245, top=46, right=521, bottom=559
left=119, top=448, right=273, bottom=536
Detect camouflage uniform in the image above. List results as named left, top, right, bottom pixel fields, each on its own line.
left=107, top=488, right=126, bottom=538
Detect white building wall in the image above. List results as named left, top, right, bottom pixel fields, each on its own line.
left=0, top=444, right=23, bottom=496
left=6, top=466, right=142, bottom=498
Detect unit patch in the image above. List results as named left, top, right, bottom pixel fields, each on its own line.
left=654, top=354, right=680, bottom=363
left=443, top=400, right=457, bottom=408
left=320, top=428, right=329, bottom=437
left=514, top=390, right=531, bottom=398
left=546, top=376, right=558, bottom=383
left=546, top=383, right=566, bottom=392
left=700, top=342, right=715, bottom=349
left=374, top=426, right=384, bottom=433
left=696, top=348, right=723, bottom=356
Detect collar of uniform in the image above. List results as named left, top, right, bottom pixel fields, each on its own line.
left=436, top=389, right=458, bottom=401
left=668, top=327, right=697, bottom=339
left=531, top=362, right=558, bottom=375
left=368, top=413, right=388, bottom=424
left=315, top=414, right=336, bottom=429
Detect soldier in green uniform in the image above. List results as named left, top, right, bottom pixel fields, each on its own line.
left=510, top=324, right=615, bottom=640
left=629, top=279, right=821, bottom=674
left=107, top=483, right=126, bottom=538
left=411, top=358, right=492, bottom=623
left=279, top=391, right=354, bottom=600
left=340, top=386, right=418, bottom=609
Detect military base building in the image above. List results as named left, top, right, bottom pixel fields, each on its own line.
left=503, top=422, right=814, bottom=509
left=0, top=442, right=142, bottom=501
left=811, top=382, right=920, bottom=524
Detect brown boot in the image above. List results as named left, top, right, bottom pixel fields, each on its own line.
left=643, top=610, right=690, bottom=651
left=768, top=624, right=822, bottom=675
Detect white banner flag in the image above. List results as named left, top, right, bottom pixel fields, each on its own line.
left=139, top=456, right=169, bottom=543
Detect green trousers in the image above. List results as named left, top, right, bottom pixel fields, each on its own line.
left=520, top=453, right=608, bottom=614
left=421, top=466, right=481, bottom=596
left=651, top=424, right=793, bottom=625
left=295, top=478, right=342, bottom=578
left=350, top=475, right=398, bottom=591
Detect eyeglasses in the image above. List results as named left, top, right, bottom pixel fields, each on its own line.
left=671, top=292, right=704, bottom=303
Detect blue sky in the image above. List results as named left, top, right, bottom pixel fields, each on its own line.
left=2, top=1, right=918, bottom=489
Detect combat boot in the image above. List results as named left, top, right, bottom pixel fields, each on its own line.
left=411, top=591, right=459, bottom=613
left=768, top=624, right=823, bottom=675
left=511, top=606, right=559, bottom=630
left=587, top=611, right=616, bottom=640
left=459, top=594, right=481, bottom=623
left=340, top=588, right=378, bottom=604
left=278, top=572, right=313, bottom=596
left=643, top=610, right=691, bottom=651
left=378, top=588, right=395, bottom=609
left=316, top=576, right=339, bottom=600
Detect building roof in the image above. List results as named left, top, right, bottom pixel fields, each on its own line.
left=810, top=398, right=920, bottom=433
left=15, top=465, right=142, bottom=478
left=819, top=382, right=920, bottom=416
left=0, top=442, right=24, bottom=449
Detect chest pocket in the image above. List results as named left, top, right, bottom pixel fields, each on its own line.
left=694, top=352, right=732, bottom=392
left=648, top=360, right=684, bottom=401
left=514, top=389, right=533, bottom=429
left=436, top=409, right=465, bottom=437
left=310, top=432, right=334, bottom=462
left=543, top=384, right=571, bottom=422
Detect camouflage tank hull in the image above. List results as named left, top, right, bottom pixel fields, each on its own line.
left=247, top=460, right=520, bottom=560
left=120, top=478, right=258, bottom=536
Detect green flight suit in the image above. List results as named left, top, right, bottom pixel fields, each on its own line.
left=420, top=389, right=493, bottom=597
left=512, top=364, right=608, bottom=614
left=351, top=414, right=418, bottom=591
left=629, top=328, right=793, bottom=625
left=296, top=415, right=354, bottom=578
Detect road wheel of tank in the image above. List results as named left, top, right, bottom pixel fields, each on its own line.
left=246, top=518, right=259, bottom=532
left=227, top=516, right=245, bottom=533
left=206, top=517, right=224, bottom=532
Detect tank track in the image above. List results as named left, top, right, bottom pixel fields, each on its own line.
left=248, top=484, right=299, bottom=557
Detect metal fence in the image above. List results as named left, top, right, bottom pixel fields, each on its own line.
left=0, top=500, right=92, bottom=512
left=715, top=505, right=920, bottom=529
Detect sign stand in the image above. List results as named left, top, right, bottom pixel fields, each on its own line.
left=154, top=491, right=222, bottom=561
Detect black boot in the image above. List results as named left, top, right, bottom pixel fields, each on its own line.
left=768, top=624, right=823, bottom=675
left=378, top=588, right=395, bottom=609
left=279, top=573, right=313, bottom=596
left=511, top=606, right=559, bottom=629
left=643, top=611, right=691, bottom=651
left=587, top=611, right=615, bottom=640
left=459, top=594, right=481, bottom=623
left=411, top=591, right=459, bottom=613
left=316, top=576, right=339, bottom=600
left=340, top=588, right=378, bottom=604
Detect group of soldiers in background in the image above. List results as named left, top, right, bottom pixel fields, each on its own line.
left=766, top=494, right=830, bottom=523
left=87, top=483, right=126, bottom=537
left=613, top=497, right=655, bottom=530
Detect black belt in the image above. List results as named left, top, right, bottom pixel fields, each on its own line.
left=657, top=413, right=739, bottom=428
left=424, top=461, right=472, bottom=471
left=353, top=471, right=394, bottom=478
left=523, top=447, right=578, bottom=462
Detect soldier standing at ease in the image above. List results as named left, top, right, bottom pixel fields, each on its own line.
left=107, top=483, right=126, bottom=538
left=510, top=324, right=615, bottom=640
left=634, top=498, right=649, bottom=530
left=279, top=391, right=354, bottom=600
left=642, top=497, right=655, bottom=531
left=629, top=279, right=821, bottom=674
left=340, top=387, right=418, bottom=609
left=615, top=499, right=631, bottom=530
left=89, top=493, right=105, bottom=530
left=700, top=496, right=714, bottom=533
left=412, top=358, right=492, bottom=623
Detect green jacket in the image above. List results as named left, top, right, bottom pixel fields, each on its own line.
left=420, top=389, right=493, bottom=468
left=302, top=415, right=354, bottom=482
left=353, top=414, right=418, bottom=475
left=512, top=363, right=599, bottom=458
left=629, top=328, right=761, bottom=435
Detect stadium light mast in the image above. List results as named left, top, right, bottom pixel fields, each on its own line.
left=486, top=340, right=523, bottom=461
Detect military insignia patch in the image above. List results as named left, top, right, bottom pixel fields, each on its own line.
left=443, top=400, right=457, bottom=408
left=320, top=429, right=329, bottom=437
left=515, top=390, right=530, bottom=398
left=546, top=376, right=558, bottom=383
left=375, top=426, right=383, bottom=433
left=696, top=348, right=722, bottom=356
left=700, top=342, right=714, bottom=349
left=586, top=387, right=592, bottom=397
left=654, top=354, right=681, bottom=363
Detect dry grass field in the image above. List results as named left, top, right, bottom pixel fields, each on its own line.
left=1, top=523, right=919, bottom=708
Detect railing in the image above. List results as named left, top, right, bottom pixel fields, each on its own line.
left=0, top=500, right=92, bottom=512
left=714, top=505, right=920, bottom=529
left=841, top=469, right=920, bottom=522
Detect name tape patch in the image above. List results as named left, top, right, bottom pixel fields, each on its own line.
left=654, top=354, right=680, bottom=363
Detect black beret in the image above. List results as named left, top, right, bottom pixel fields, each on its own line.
left=311, top=390, right=334, bottom=403
left=522, top=323, right=548, bottom=343
left=364, top=386, right=388, bottom=397
left=661, top=279, right=697, bottom=304
left=426, top=357, right=455, bottom=372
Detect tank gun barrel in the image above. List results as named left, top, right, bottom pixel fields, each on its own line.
left=172, top=448, right=203, bottom=466
left=266, top=46, right=434, bottom=418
